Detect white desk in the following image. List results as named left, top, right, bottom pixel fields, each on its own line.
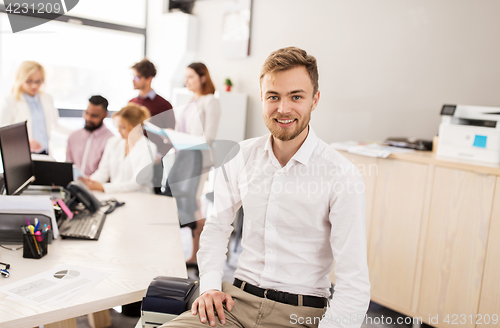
left=0, top=192, right=187, bottom=328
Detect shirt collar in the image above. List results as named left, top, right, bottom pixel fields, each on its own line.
left=88, top=122, right=109, bottom=136
left=24, top=93, right=40, bottom=103
left=140, top=89, right=156, bottom=100
left=263, top=125, right=319, bottom=166
left=290, top=126, right=318, bottom=165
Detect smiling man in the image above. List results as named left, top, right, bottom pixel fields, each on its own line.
left=162, top=47, right=370, bottom=328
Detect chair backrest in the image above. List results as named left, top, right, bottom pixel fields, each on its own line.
left=164, top=149, right=202, bottom=227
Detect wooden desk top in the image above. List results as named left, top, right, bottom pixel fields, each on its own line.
left=339, top=150, right=500, bottom=176
left=0, top=192, right=187, bottom=328
left=388, top=152, right=500, bottom=175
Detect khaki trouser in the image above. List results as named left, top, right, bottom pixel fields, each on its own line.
left=160, top=281, right=328, bottom=328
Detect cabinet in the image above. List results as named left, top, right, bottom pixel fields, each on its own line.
left=418, top=167, right=495, bottom=327
left=369, top=159, right=428, bottom=310
left=477, top=176, right=500, bottom=328
left=332, top=151, right=500, bottom=328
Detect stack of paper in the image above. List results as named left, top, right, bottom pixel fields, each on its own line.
left=330, top=141, right=415, bottom=158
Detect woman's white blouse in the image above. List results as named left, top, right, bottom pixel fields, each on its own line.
left=90, top=135, right=158, bottom=193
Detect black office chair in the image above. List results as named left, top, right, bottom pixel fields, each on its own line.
left=163, top=149, right=203, bottom=277
left=163, top=149, right=203, bottom=229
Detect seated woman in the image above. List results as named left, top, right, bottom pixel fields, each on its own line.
left=82, top=103, right=157, bottom=193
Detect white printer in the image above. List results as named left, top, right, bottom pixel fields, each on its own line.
left=437, top=104, right=500, bottom=165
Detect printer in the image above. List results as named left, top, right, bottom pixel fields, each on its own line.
left=141, top=276, right=200, bottom=328
left=437, top=104, right=500, bottom=165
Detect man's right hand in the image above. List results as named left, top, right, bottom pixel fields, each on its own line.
left=191, top=289, right=235, bottom=326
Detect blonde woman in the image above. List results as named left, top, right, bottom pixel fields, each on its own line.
left=0, top=61, right=69, bottom=154
left=82, top=103, right=157, bottom=193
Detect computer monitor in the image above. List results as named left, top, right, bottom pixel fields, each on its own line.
left=32, top=160, right=73, bottom=188
left=0, top=121, right=35, bottom=195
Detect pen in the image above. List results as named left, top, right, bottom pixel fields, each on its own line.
left=26, top=218, right=30, bottom=226
left=21, top=226, right=37, bottom=258
left=28, top=225, right=41, bottom=256
left=34, top=218, right=40, bottom=232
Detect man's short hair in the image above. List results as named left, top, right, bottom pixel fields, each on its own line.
left=260, top=47, right=319, bottom=95
left=88, top=95, right=108, bottom=111
left=132, top=58, right=157, bottom=78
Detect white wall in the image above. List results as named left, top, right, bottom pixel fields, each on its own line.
left=146, top=0, right=198, bottom=100
left=190, top=0, right=500, bottom=143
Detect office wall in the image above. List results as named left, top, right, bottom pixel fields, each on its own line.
left=146, top=0, right=198, bottom=100
left=189, top=0, right=500, bottom=142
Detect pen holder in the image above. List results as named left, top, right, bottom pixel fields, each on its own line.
left=23, top=232, right=48, bottom=259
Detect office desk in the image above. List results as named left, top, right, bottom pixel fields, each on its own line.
left=0, top=192, right=187, bottom=328
left=335, top=151, right=500, bottom=328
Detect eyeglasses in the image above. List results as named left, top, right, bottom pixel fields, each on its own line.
left=25, top=79, right=43, bottom=85
left=133, top=75, right=142, bottom=82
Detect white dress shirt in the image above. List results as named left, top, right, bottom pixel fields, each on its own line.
left=174, top=94, right=220, bottom=142
left=175, top=94, right=221, bottom=169
left=90, top=135, right=157, bottom=194
left=198, top=126, right=370, bottom=328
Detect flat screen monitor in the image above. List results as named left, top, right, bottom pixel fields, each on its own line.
left=0, top=121, right=35, bottom=195
left=32, top=160, right=73, bottom=188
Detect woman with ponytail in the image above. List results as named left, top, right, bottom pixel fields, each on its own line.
left=82, top=103, right=157, bottom=193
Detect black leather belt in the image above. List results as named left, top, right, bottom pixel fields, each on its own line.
left=233, top=278, right=327, bottom=309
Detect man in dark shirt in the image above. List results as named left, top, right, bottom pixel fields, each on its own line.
left=130, top=58, right=176, bottom=193
left=130, top=59, right=173, bottom=119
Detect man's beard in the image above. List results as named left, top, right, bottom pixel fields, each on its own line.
left=263, top=107, right=311, bottom=142
left=84, top=121, right=103, bottom=132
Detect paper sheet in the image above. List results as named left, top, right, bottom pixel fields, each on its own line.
left=72, top=164, right=86, bottom=179
left=0, top=266, right=109, bottom=307
left=143, top=122, right=210, bottom=150
left=330, top=142, right=415, bottom=158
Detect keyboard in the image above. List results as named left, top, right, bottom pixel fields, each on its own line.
left=58, top=209, right=107, bottom=240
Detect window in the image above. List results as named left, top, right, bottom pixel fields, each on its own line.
left=0, top=0, right=146, bottom=111
left=69, top=0, right=146, bottom=28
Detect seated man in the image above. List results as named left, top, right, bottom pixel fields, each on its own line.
left=161, top=47, right=370, bottom=328
left=66, top=95, right=114, bottom=177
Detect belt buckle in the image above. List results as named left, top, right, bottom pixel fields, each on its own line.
left=263, top=288, right=277, bottom=299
